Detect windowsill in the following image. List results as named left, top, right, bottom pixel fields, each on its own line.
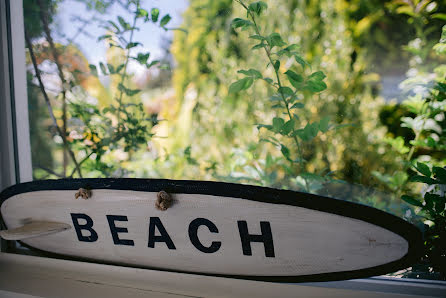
left=1, top=252, right=445, bottom=297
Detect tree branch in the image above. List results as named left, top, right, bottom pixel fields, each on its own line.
left=35, top=165, right=64, bottom=178
left=25, top=30, right=83, bottom=178
left=37, top=0, right=71, bottom=176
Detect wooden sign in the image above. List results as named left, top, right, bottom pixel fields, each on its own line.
left=0, top=178, right=421, bottom=282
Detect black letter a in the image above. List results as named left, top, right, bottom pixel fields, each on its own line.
left=148, top=217, right=176, bottom=249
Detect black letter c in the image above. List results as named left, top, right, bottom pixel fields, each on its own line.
left=188, top=218, right=221, bottom=253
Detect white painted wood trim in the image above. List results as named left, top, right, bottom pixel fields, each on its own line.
left=9, top=0, right=32, bottom=184
left=0, top=252, right=434, bottom=298
left=0, top=0, right=17, bottom=191
left=0, top=0, right=32, bottom=191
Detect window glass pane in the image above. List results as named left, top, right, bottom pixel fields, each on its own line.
left=23, top=0, right=445, bottom=280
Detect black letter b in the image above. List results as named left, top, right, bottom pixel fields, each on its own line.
left=71, top=213, right=98, bottom=242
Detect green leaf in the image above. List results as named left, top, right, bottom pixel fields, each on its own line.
left=281, top=119, right=295, bottom=135
left=415, top=162, right=431, bottom=177
left=432, top=13, right=446, bottom=21
left=280, top=144, right=292, bottom=162
left=115, top=64, right=125, bottom=74
left=107, top=63, right=115, bottom=74
left=136, top=8, right=148, bottom=18
left=118, top=83, right=141, bottom=96
left=252, top=43, right=267, bottom=50
left=231, top=18, right=253, bottom=29
left=290, top=102, right=304, bottom=109
left=297, top=122, right=319, bottom=141
left=433, top=166, right=446, bottom=183
left=237, top=69, right=262, bottom=79
left=278, top=86, right=293, bottom=97
left=435, top=82, right=446, bottom=93
left=99, top=62, right=107, bottom=75
left=409, top=175, right=437, bottom=185
left=266, top=33, right=286, bottom=48
left=306, top=71, right=327, bottom=92
left=89, top=64, right=98, bottom=77
left=126, top=42, right=141, bottom=49
left=257, top=124, right=273, bottom=131
left=272, top=117, right=285, bottom=132
left=384, top=136, right=410, bottom=154
left=107, top=20, right=120, bottom=32
left=160, top=14, right=171, bottom=27
left=117, top=16, right=130, bottom=30
left=147, top=60, right=160, bottom=68
left=294, top=54, right=310, bottom=69
left=309, top=71, right=326, bottom=80
left=319, top=116, right=330, bottom=132
left=273, top=60, right=280, bottom=71
left=276, top=44, right=299, bottom=57
left=151, top=8, right=160, bottom=22
left=401, top=195, right=423, bottom=207
left=249, top=34, right=264, bottom=40
left=284, top=69, right=303, bottom=88
left=248, top=1, right=268, bottom=15
left=263, top=78, right=274, bottom=84
left=97, top=34, right=111, bottom=42
left=135, top=53, right=150, bottom=64
left=229, top=77, right=253, bottom=93
left=306, top=80, right=327, bottom=92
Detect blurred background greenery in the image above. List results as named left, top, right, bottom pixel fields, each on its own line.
left=24, top=0, right=445, bottom=279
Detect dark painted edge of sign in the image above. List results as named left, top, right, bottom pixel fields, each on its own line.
left=0, top=178, right=423, bottom=283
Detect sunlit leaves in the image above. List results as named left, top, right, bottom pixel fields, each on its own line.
left=384, top=136, right=410, bottom=154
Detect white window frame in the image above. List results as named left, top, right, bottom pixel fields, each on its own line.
left=0, top=0, right=445, bottom=296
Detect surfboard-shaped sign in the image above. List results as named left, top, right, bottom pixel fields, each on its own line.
left=0, top=178, right=421, bottom=282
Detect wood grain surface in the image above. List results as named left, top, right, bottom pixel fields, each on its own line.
left=1, top=189, right=408, bottom=277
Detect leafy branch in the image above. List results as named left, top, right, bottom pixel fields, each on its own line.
left=230, top=0, right=332, bottom=193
